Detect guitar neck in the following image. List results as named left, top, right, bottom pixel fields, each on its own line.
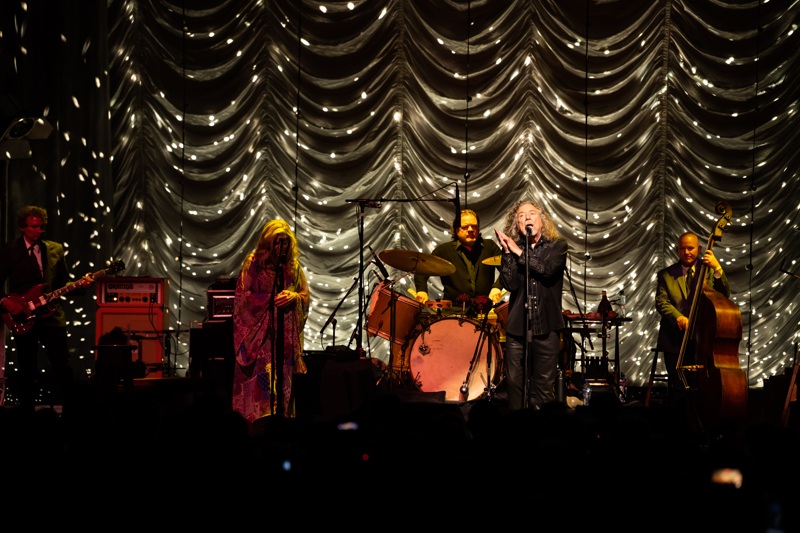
left=46, top=269, right=104, bottom=301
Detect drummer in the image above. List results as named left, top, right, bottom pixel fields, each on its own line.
left=413, top=208, right=505, bottom=317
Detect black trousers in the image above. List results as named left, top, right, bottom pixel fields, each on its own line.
left=503, top=330, right=559, bottom=410
left=11, top=323, right=74, bottom=413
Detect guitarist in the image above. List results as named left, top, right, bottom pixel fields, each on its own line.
left=0, top=205, right=85, bottom=416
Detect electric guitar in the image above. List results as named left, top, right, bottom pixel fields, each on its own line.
left=1, top=260, right=125, bottom=335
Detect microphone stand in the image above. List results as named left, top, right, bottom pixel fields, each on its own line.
left=345, top=189, right=456, bottom=359
left=274, top=265, right=285, bottom=418
left=523, top=226, right=532, bottom=409
left=320, top=275, right=359, bottom=349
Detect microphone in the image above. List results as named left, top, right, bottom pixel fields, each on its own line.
left=278, top=239, right=288, bottom=264
left=352, top=199, right=382, bottom=208
left=525, top=224, right=533, bottom=235
left=368, top=245, right=390, bottom=280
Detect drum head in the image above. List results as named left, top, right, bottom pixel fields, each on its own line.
left=408, top=317, right=502, bottom=402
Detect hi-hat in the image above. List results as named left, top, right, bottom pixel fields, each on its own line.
left=482, top=255, right=501, bottom=266
left=379, top=249, right=456, bottom=276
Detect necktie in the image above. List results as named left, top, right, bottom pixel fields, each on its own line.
left=30, top=243, right=43, bottom=275
left=686, top=266, right=694, bottom=292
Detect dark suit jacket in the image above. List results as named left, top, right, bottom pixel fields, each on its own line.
left=655, top=260, right=731, bottom=353
left=499, top=235, right=567, bottom=338
left=0, top=237, right=71, bottom=327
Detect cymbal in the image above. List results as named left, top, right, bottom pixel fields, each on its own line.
left=379, top=249, right=456, bottom=276
left=482, top=255, right=501, bottom=266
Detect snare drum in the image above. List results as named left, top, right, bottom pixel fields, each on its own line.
left=407, top=317, right=503, bottom=402
left=366, top=282, right=422, bottom=344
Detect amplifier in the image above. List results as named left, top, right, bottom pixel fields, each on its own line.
left=208, top=290, right=235, bottom=320
left=207, top=277, right=237, bottom=321
left=97, top=277, right=168, bottom=307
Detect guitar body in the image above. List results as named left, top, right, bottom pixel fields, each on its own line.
left=1, top=260, right=125, bottom=336
left=1, top=284, right=54, bottom=335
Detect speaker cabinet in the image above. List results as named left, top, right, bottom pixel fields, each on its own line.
left=189, top=321, right=234, bottom=404
left=95, top=307, right=166, bottom=374
left=299, top=351, right=375, bottom=423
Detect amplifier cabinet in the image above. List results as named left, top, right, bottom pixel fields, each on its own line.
left=94, top=307, right=167, bottom=375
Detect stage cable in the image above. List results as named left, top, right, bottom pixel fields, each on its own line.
left=172, top=3, right=189, bottom=376
left=745, top=0, right=762, bottom=381
left=291, top=0, right=302, bottom=227
left=581, top=0, right=590, bottom=312
left=463, top=1, right=471, bottom=208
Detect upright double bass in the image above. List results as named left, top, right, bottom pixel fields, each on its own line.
left=676, top=200, right=747, bottom=432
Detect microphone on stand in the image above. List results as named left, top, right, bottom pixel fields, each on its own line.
left=368, top=245, right=390, bottom=281
left=278, top=239, right=289, bottom=265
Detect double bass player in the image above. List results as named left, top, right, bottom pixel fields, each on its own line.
left=655, top=231, right=730, bottom=404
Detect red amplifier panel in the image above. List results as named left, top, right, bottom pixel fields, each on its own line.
left=97, top=277, right=168, bottom=307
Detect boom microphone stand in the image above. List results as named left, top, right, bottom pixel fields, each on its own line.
left=320, top=275, right=359, bottom=349
left=345, top=186, right=457, bottom=359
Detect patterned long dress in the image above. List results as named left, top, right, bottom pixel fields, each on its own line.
left=231, top=255, right=308, bottom=421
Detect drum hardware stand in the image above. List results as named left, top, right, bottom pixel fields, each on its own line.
left=597, top=314, right=611, bottom=385
left=375, top=275, right=416, bottom=391
left=563, top=256, right=594, bottom=382
left=459, top=306, right=498, bottom=402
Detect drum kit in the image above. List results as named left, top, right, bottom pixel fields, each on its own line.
left=365, top=249, right=507, bottom=402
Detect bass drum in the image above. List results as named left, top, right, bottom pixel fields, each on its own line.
left=407, top=317, right=502, bottom=402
